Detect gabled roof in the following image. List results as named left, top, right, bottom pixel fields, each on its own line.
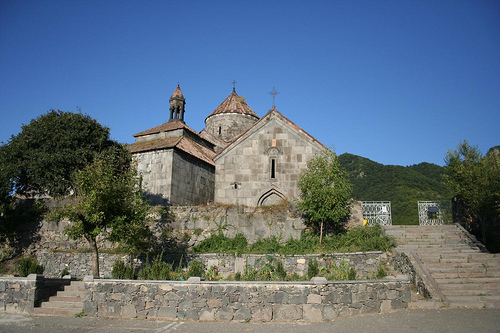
left=205, top=89, right=259, bottom=121
left=133, top=120, right=197, bottom=138
left=214, top=107, right=327, bottom=161
left=128, top=136, right=216, bottom=166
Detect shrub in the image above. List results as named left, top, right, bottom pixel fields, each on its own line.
left=187, top=259, right=205, bottom=278
left=307, top=258, right=319, bottom=279
left=137, top=254, right=172, bottom=280
left=191, top=233, right=248, bottom=254
left=111, top=260, right=136, bottom=279
left=248, top=236, right=281, bottom=254
left=17, top=257, right=44, bottom=277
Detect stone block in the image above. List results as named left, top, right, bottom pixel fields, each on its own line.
left=267, top=291, right=289, bottom=304
left=199, top=308, right=216, bottom=321
left=307, top=294, right=322, bottom=304
left=322, top=305, right=337, bottom=321
left=380, top=300, right=392, bottom=313
left=326, top=292, right=352, bottom=304
left=157, top=306, right=177, bottom=320
left=251, top=306, right=273, bottom=322
left=273, top=304, right=302, bottom=321
left=84, top=301, right=97, bottom=316
left=233, top=307, right=252, bottom=321
left=303, top=304, right=322, bottom=322
left=121, top=304, right=137, bottom=318
left=215, top=307, right=234, bottom=321
left=391, top=299, right=406, bottom=309
left=289, top=294, right=307, bottom=304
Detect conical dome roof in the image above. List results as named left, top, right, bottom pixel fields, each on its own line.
left=170, top=84, right=184, bottom=99
left=206, top=89, right=259, bottom=120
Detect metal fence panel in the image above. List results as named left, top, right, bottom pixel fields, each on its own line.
left=362, top=201, right=392, bottom=226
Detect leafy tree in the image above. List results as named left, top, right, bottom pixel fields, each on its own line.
left=0, top=110, right=120, bottom=197
left=445, top=141, right=500, bottom=250
left=298, top=149, right=352, bottom=243
left=49, top=147, right=152, bottom=276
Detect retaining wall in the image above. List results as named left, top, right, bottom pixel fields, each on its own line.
left=0, top=275, right=410, bottom=321
left=82, top=276, right=410, bottom=322
left=37, top=251, right=386, bottom=279
left=0, top=275, right=73, bottom=314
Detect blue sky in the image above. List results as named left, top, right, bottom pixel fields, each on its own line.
left=1, top=0, right=499, bottom=166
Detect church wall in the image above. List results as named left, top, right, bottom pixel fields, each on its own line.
left=205, top=113, right=258, bottom=143
left=214, top=118, right=324, bottom=206
left=170, top=150, right=215, bottom=206
left=133, top=150, right=174, bottom=204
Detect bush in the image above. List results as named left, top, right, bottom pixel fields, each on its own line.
left=17, top=257, right=44, bottom=277
left=137, top=254, right=172, bottom=280
left=248, top=236, right=281, bottom=254
left=191, top=233, right=248, bottom=254
left=111, top=260, right=136, bottom=279
left=307, top=258, right=319, bottom=279
left=187, top=259, right=205, bottom=278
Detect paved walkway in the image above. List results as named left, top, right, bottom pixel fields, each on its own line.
left=2, top=309, right=500, bottom=333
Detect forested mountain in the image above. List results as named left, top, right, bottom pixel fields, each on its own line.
left=338, top=153, right=453, bottom=225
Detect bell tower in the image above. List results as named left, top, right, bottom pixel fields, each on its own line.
left=169, top=84, right=186, bottom=122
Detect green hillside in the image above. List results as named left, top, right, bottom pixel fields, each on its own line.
left=338, top=153, right=453, bottom=225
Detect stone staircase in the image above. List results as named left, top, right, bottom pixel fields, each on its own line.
left=33, top=280, right=85, bottom=316
left=384, top=224, right=500, bottom=309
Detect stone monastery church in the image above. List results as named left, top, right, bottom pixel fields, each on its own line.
left=128, top=85, right=326, bottom=207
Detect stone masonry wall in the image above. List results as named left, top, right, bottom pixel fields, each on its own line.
left=214, top=114, right=325, bottom=207
left=0, top=275, right=37, bottom=314
left=170, top=150, right=215, bottom=206
left=83, top=277, right=410, bottom=321
left=36, top=251, right=384, bottom=279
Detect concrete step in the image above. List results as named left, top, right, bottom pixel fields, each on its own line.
left=435, top=277, right=500, bottom=284
left=49, top=295, right=83, bottom=303
left=408, top=301, right=443, bottom=309
left=442, top=289, right=500, bottom=296
left=41, top=301, right=83, bottom=309
left=439, top=283, right=500, bottom=290
left=33, top=307, right=83, bottom=317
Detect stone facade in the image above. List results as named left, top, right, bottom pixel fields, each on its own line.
left=214, top=110, right=326, bottom=206
left=82, top=277, right=410, bottom=321
left=170, top=150, right=214, bottom=206
left=129, top=86, right=333, bottom=208
left=205, top=113, right=258, bottom=144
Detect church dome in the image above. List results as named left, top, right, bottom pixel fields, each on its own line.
left=205, top=88, right=259, bottom=143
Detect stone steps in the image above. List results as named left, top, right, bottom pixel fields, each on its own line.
left=386, top=224, right=500, bottom=309
left=33, top=281, right=84, bottom=317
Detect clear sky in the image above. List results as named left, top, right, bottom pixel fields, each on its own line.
left=1, top=0, right=499, bottom=166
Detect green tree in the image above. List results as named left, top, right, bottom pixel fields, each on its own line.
left=0, top=110, right=120, bottom=197
left=298, top=149, right=352, bottom=243
left=445, top=141, right=500, bottom=250
left=50, top=148, right=152, bottom=276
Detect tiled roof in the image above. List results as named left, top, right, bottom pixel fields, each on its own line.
left=206, top=89, right=259, bottom=120
left=171, top=85, right=184, bottom=98
left=128, top=136, right=216, bottom=166
left=133, top=121, right=197, bottom=138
